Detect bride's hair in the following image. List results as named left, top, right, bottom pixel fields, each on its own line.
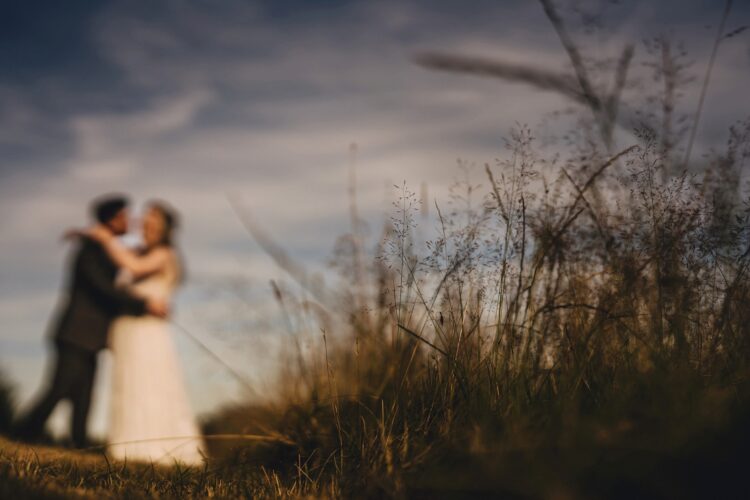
left=147, top=200, right=186, bottom=283
left=148, top=200, right=179, bottom=247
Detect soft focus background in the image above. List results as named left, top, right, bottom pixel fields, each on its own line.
left=1, top=0, right=748, bottom=439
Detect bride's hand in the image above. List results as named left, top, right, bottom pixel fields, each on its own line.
left=60, top=225, right=113, bottom=244
left=88, top=225, right=113, bottom=244
left=146, top=298, right=169, bottom=318
left=61, top=228, right=87, bottom=242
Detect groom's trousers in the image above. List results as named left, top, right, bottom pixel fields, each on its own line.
left=15, top=339, right=97, bottom=449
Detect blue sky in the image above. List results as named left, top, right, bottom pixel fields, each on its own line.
left=1, top=0, right=748, bottom=437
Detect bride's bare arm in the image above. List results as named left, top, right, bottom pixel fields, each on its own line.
left=104, top=241, right=169, bottom=278
left=87, top=226, right=169, bottom=278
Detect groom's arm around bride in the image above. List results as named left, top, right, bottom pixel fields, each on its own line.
left=58, top=235, right=167, bottom=351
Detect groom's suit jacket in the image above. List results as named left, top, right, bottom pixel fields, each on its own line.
left=52, top=238, right=147, bottom=352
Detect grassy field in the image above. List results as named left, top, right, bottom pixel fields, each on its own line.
left=0, top=435, right=311, bottom=499
left=2, top=392, right=749, bottom=499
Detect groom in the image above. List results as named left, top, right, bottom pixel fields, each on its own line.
left=14, top=194, right=168, bottom=449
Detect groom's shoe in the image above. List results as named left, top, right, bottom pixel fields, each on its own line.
left=71, top=437, right=89, bottom=450
left=11, top=417, right=57, bottom=446
left=9, top=424, right=43, bottom=445
left=74, top=438, right=104, bottom=455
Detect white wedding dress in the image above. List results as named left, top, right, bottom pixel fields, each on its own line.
left=107, top=252, right=205, bottom=465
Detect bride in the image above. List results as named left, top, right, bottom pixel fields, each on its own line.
left=82, top=201, right=204, bottom=465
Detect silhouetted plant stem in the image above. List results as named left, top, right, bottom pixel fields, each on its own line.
left=683, top=0, right=733, bottom=169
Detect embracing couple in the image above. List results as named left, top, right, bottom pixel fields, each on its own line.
left=14, top=195, right=204, bottom=465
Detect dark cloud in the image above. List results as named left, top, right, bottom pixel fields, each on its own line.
left=0, top=1, right=110, bottom=82
left=3, top=0, right=743, bottom=178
